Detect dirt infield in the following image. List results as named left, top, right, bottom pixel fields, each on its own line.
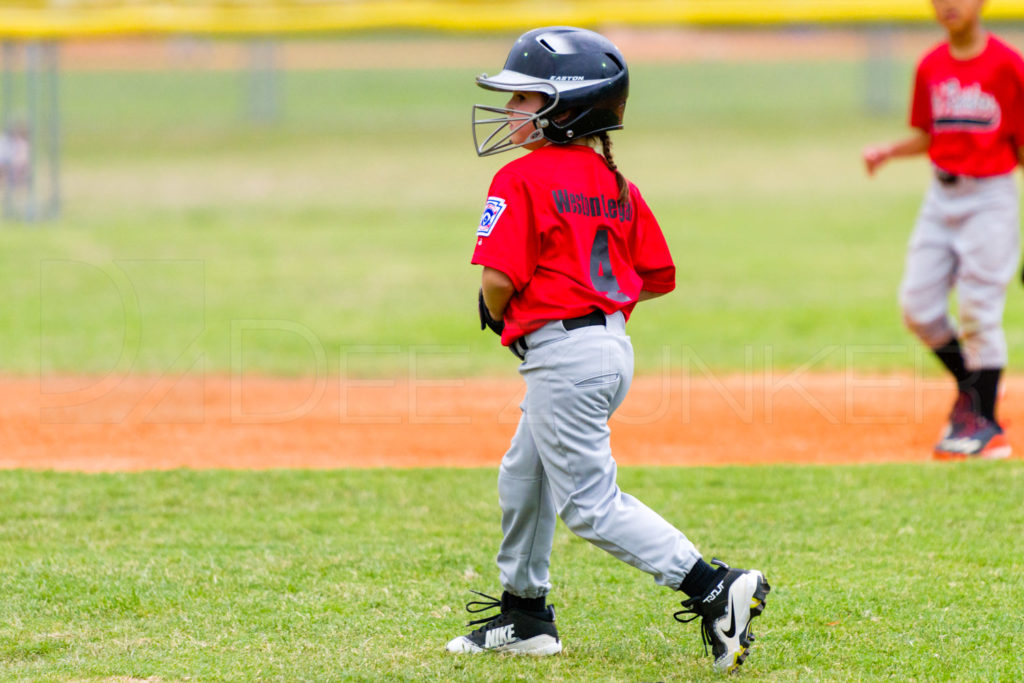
left=5, top=373, right=1021, bottom=470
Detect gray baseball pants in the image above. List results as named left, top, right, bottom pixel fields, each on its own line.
left=496, top=311, right=701, bottom=598
left=900, top=170, right=1020, bottom=369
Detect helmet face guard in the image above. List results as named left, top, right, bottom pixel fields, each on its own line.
left=472, top=80, right=559, bottom=157
left=472, top=27, right=629, bottom=157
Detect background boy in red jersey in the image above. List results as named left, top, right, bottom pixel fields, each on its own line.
left=445, top=27, right=770, bottom=674
left=863, top=0, right=1024, bottom=458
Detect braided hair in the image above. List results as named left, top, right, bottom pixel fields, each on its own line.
left=597, top=131, right=629, bottom=204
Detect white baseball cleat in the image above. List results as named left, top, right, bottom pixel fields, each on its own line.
left=675, top=559, right=771, bottom=674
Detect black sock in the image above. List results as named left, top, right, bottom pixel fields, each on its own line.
left=502, top=591, right=546, bottom=613
left=678, top=558, right=724, bottom=599
left=972, top=368, right=1002, bottom=422
left=933, top=338, right=970, bottom=385
left=956, top=367, right=1002, bottom=421
left=933, top=339, right=992, bottom=413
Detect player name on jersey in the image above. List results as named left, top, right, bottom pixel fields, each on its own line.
left=551, top=189, right=633, bottom=222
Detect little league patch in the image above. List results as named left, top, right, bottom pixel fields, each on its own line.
left=477, top=196, right=506, bottom=236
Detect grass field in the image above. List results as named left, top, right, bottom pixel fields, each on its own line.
left=1, top=464, right=1022, bottom=681
left=4, top=43, right=1024, bottom=376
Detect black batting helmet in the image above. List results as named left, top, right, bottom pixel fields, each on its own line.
left=472, top=26, right=629, bottom=156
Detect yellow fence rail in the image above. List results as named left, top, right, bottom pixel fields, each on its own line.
left=3, top=1, right=1024, bottom=38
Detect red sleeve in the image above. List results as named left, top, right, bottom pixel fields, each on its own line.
left=470, top=170, right=539, bottom=291
left=628, top=185, right=675, bottom=293
left=910, top=60, right=931, bottom=132
left=1010, top=58, right=1024, bottom=146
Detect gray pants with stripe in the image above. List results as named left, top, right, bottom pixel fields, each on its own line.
left=900, top=171, right=1020, bottom=369
left=496, top=311, right=701, bottom=598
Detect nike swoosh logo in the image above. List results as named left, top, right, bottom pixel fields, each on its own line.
left=721, top=596, right=738, bottom=639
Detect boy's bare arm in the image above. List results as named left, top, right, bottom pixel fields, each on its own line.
left=862, top=131, right=931, bottom=175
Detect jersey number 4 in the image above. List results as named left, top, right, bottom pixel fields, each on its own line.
left=590, top=229, right=630, bottom=303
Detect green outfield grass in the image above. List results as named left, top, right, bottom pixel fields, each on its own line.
left=0, top=464, right=1021, bottom=681
left=3, top=46, right=1023, bottom=376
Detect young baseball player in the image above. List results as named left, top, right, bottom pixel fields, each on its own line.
left=446, top=27, right=770, bottom=673
left=863, top=0, right=1024, bottom=459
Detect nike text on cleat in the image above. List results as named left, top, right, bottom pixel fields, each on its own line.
left=675, top=559, right=771, bottom=674
left=445, top=590, right=562, bottom=656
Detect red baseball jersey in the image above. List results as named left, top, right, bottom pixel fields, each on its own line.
left=911, top=34, right=1024, bottom=177
left=471, top=144, right=675, bottom=346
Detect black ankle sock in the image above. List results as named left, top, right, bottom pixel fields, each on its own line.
left=972, top=368, right=1002, bottom=422
left=933, top=340, right=1000, bottom=417
left=956, top=367, right=1002, bottom=420
left=502, top=591, right=546, bottom=613
left=933, top=338, right=970, bottom=385
left=678, top=558, right=723, bottom=599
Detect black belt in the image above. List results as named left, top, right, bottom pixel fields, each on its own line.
left=936, top=169, right=961, bottom=186
left=563, top=309, right=607, bottom=331
left=509, top=310, right=607, bottom=360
